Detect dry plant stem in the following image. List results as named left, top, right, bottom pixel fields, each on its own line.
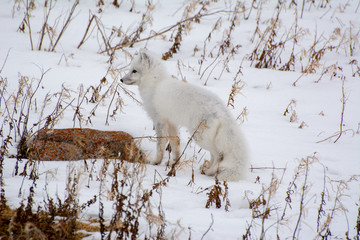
left=19, top=69, right=50, bottom=140
left=102, top=9, right=245, bottom=54
left=98, top=159, right=110, bottom=240
left=25, top=0, right=34, bottom=50
left=333, top=76, right=346, bottom=143
left=77, top=14, right=95, bottom=49
left=250, top=2, right=263, bottom=43
left=216, top=46, right=240, bottom=81
left=129, top=1, right=154, bottom=47
left=38, top=0, right=53, bottom=50
left=280, top=7, right=298, bottom=72
left=50, top=0, right=79, bottom=52
left=94, top=15, right=112, bottom=55
left=72, top=85, right=89, bottom=128
left=202, top=4, right=242, bottom=84
left=0, top=49, right=11, bottom=74
left=356, top=203, right=360, bottom=237
left=118, top=83, right=141, bottom=105
left=1, top=79, right=20, bottom=141
left=105, top=83, right=119, bottom=126
left=316, top=129, right=354, bottom=144
left=293, top=72, right=306, bottom=86
left=244, top=0, right=257, bottom=20
left=0, top=79, right=8, bottom=113
left=200, top=54, right=220, bottom=84
left=242, top=219, right=254, bottom=240
left=292, top=157, right=310, bottom=240
left=300, top=0, right=305, bottom=19
left=44, top=90, right=74, bottom=130
left=87, top=82, right=112, bottom=123
left=227, top=63, right=244, bottom=108
left=317, top=181, right=344, bottom=238
left=250, top=166, right=286, bottom=171
left=302, top=29, right=331, bottom=74
left=316, top=76, right=348, bottom=143
left=177, top=60, right=186, bottom=81
left=249, top=1, right=287, bottom=70
left=316, top=166, right=327, bottom=232
left=163, top=1, right=210, bottom=60
left=281, top=165, right=300, bottom=220
left=200, top=213, right=214, bottom=240
left=0, top=111, right=11, bottom=210
left=85, top=75, right=131, bottom=125
left=260, top=172, right=278, bottom=239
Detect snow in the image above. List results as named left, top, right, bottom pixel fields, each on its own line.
left=1, top=0, right=359, bottom=239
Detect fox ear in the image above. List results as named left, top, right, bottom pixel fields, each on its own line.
left=139, top=49, right=151, bottom=68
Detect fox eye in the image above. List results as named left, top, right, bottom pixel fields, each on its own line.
left=132, top=69, right=137, bottom=73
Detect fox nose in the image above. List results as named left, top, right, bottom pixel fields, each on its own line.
left=120, top=79, right=123, bottom=83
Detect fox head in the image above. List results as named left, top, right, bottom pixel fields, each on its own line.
left=120, top=49, right=154, bottom=86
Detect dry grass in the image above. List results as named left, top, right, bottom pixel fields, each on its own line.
left=245, top=154, right=359, bottom=240
left=1, top=0, right=359, bottom=239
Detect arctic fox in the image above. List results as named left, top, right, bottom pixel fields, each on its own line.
left=121, top=49, right=249, bottom=181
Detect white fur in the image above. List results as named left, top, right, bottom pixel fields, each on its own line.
left=121, top=49, right=249, bottom=181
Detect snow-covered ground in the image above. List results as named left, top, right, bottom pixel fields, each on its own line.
left=1, top=0, right=359, bottom=239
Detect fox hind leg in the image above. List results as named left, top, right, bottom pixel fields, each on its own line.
left=201, top=151, right=223, bottom=176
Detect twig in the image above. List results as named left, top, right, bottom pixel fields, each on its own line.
left=118, top=83, right=142, bottom=105
left=316, top=129, right=354, bottom=143
left=25, top=0, right=34, bottom=50
left=93, top=15, right=112, bottom=55
left=105, top=83, right=119, bottom=125
left=333, top=76, right=347, bottom=143
left=0, top=48, right=11, bottom=74
left=43, top=97, right=74, bottom=130
left=20, top=68, right=51, bottom=138
left=281, top=169, right=299, bottom=220
left=244, top=0, right=257, bottom=20
left=356, top=0, right=360, bottom=13
left=260, top=171, right=278, bottom=239
left=292, top=157, right=310, bottom=239
left=300, top=0, right=305, bottom=19
left=242, top=220, right=253, bottom=240
left=200, top=213, right=214, bottom=240
left=316, top=166, right=327, bottom=232
left=200, top=54, right=220, bottom=84
left=77, top=13, right=95, bottom=49
left=317, top=181, right=343, bottom=238
left=38, top=0, right=53, bottom=50
left=101, top=9, right=246, bottom=54
left=250, top=166, right=286, bottom=171
left=50, top=0, right=79, bottom=52
left=71, top=84, right=90, bottom=128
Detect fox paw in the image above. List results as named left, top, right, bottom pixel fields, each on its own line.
left=200, top=160, right=211, bottom=174
left=148, top=159, right=161, bottom=165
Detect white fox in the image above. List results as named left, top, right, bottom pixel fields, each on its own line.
left=121, top=49, right=249, bottom=181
